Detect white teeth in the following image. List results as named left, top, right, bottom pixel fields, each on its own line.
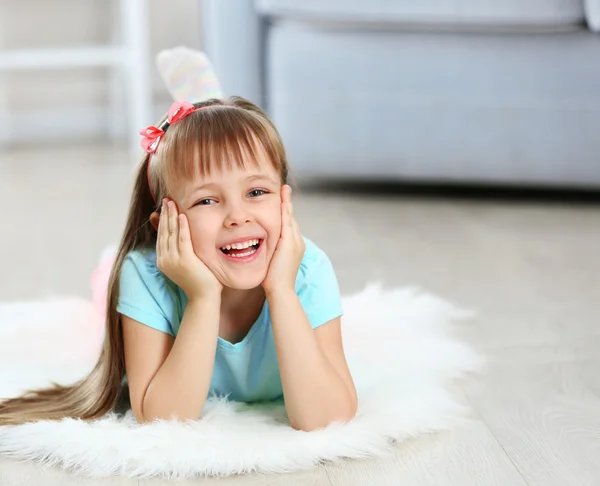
left=228, top=246, right=257, bottom=258
left=221, top=239, right=259, bottom=251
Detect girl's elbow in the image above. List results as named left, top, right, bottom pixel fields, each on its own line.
left=132, top=402, right=147, bottom=424
left=330, top=399, right=358, bottom=427
left=138, top=401, right=202, bottom=424
left=339, top=400, right=358, bottom=424
left=291, top=404, right=358, bottom=432
left=137, top=410, right=201, bottom=424
left=290, top=419, right=319, bottom=432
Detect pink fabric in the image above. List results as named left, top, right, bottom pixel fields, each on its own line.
left=90, top=252, right=116, bottom=340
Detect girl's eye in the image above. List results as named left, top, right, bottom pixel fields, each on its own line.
left=195, top=198, right=216, bottom=206
left=248, top=189, right=266, bottom=198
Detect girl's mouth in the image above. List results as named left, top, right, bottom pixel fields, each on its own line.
left=219, top=239, right=263, bottom=262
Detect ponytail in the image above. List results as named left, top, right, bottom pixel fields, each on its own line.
left=0, top=157, right=156, bottom=425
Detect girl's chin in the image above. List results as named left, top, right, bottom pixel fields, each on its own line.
left=212, top=247, right=273, bottom=291
left=219, top=271, right=269, bottom=292
left=222, top=282, right=264, bottom=292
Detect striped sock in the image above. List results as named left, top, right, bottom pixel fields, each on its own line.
left=155, top=46, right=223, bottom=103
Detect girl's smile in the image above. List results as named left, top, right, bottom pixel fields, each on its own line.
left=218, top=237, right=264, bottom=262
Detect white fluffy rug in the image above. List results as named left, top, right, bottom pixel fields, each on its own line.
left=0, top=284, right=483, bottom=479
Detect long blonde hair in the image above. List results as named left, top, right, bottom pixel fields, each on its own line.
left=0, top=96, right=289, bottom=426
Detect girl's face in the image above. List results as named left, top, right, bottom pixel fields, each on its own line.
left=171, top=153, right=283, bottom=290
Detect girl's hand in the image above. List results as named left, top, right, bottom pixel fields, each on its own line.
left=262, top=185, right=305, bottom=297
left=156, top=199, right=223, bottom=300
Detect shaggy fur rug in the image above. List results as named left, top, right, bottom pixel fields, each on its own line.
left=0, top=284, right=483, bottom=479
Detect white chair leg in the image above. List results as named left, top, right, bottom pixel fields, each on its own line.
left=0, top=3, right=10, bottom=147
left=0, top=72, right=9, bottom=147
left=107, top=0, right=124, bottom=144
left=120, top=0, right=151, bottom=158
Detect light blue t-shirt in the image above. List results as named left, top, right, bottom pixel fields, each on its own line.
left=116, top=237, right=343, bottom=403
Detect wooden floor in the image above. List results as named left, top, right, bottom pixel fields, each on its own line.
left=1, top=145, right=599, bottom=486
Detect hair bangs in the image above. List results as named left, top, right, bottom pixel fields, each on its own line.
left=158, top=106, right=285, bottom=196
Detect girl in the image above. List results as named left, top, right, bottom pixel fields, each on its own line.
left=0, top=97, right=357, bottom=431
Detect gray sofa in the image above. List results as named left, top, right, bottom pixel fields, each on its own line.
left=202, top=0, right=600, bottom=187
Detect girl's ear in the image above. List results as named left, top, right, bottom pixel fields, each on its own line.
left=149, top=211, right=160, bottom=231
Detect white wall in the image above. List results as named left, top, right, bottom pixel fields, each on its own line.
left=0, top=0, right=203, bottom=145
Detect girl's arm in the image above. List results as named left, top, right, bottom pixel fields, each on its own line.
left=267, top=289, right=358, bottom=431
left=122, top=296, right=220, bottom=422
left=122, top=293, right=221, bottom=423
left=262, top=186, right=357, bottom=431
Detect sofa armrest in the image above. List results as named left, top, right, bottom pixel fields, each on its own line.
left=202, top=0, right=264, bottom=105
left=585, top=0, right=600, bottom=30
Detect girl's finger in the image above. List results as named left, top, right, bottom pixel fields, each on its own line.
left=167, top=200, right=179, bottom=253
left=178, top=213, right=193, bottom=254
left=291, top=213, right=301, bottom=236
left=280, top=201, right=290, bottom=236
left=157, top=199, right=168, bottom=257
left=291, top=212, right=303, bottom=244
left=283, top=185, right=292, bottom=204
left=287, top=201, right=294, bottom=228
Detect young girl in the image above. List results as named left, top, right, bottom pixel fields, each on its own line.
left=0, top=96, right=357, bottom=431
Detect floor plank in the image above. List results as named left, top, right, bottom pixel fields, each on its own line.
left=322, top=417, right=528, bottom=486
left=0, top=456, right=139, bottom=486
left=138, top=467, right=330, bottom=486
left=467, top=359, right=600, bottom=486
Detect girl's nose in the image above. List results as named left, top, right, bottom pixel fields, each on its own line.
left=223, top=203, right=252, bottom=228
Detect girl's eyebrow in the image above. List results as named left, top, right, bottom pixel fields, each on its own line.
left=245, top=174, right=279, bottom=185
left=190, top=182, right=220, bottom=193
left=188, top=174, right=279, bottom=197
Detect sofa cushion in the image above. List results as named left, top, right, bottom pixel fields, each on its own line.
left=256, top=0, right=585, bottom=29
left=585, top=0, right=600, bottom=30
left=266, top=25, right=600, bottom=185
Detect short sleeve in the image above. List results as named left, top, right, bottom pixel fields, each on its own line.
left=117, top=250, right=175, bottom=336
left=296, top=238, right=344, bottom=329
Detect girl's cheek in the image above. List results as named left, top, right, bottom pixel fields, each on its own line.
left=187, top=225, right=204, bottom=249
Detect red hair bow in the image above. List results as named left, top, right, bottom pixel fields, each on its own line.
left=139, top=126, right=164, bottom=154
left=140, top=101, right=196, bottom=154
left=168, top=101, right=196, bottom=123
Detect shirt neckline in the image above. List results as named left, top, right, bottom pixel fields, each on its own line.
left=217, top=299, right=269, bottom=351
